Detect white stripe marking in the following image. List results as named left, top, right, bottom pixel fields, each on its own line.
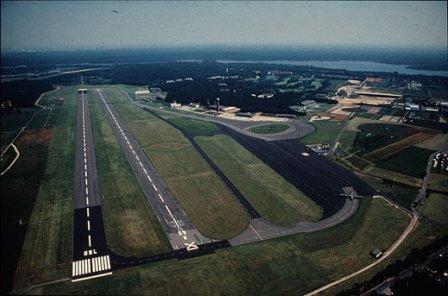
left=87, top=220, right=91, bottom=231
left=86, top=208, right=90, bottom=217
left=152, top=183, right=158, bottom=191
left=158, top=194, right=164, bottom=202
left=88, top=235, right=92, bottom=247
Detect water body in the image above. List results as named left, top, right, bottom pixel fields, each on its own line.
left=217, top=60, right=448, bottom=77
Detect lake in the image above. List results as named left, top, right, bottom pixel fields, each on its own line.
left=216, top=60, right=448, bottom=77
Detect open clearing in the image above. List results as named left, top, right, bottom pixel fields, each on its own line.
left=89, top=91, right=171, bottom=256
left=353, top=123, right=417, bottom=155
left=249, top=123, right=290, bottom=134
left=420, top=193, right=448, bottom=226
left=195, top=134, right=322, bottom=225
left=166, top=117, right=219, bottom=135
left=34, top=197, right=412, bottom=295
left=104, top=89, right=249, bottom=239
left=300, top=120, right=344, bottom=145
left=376, top=146, right=435, bottom=178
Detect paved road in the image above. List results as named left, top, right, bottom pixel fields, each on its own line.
left=230, top=198, right=358, bottom=245
left=97, top=89, right=211, bottom=250
left=72, top=91, right=112, bottom=282
left=135, top=101, right=315, bottom=141
left=412, top=147, right=448, bottom=208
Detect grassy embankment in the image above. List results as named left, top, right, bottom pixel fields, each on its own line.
left=89, top=91, right=171, bottom=256
left=35, top=197, right=417, bottom=295
left=249, top=123, right=290, bottom=134
left=300, top=120, right=344, bottom=145
left=103, top=89, right=249, bottom=239
left=196, top=134, right=322, bottom=225
left=10, top=86, right=77, bottom=292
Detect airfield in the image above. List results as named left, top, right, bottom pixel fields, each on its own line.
left=4, top=85, right=445, bottom=295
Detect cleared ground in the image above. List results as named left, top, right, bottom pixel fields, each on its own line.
left=428, top=173, right=448, bottom=193
left=34, top=197, right=412, bottom=295
left=300, top=120, right=344, bottom=145
left=104, top=89, right=249, bottom=239
left=89, top=91, right=172, bottom=256
left=420, top=193, right=448, bottom=226
left=195, top=134, right=322, bottom=225
left=249, top=123, right=290, bottom=134
left=11, top=86, right=77, bottom=291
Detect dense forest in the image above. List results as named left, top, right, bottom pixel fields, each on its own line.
left=1, top=80, right=54, bottom=108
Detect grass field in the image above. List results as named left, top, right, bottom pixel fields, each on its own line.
left=301, top=120, right=344, bottom=145
left=89, top=91, right=171, bottom=257
left=428, top=173, right=448, bottom=193
left=0, top=129, right=52, bottom=294
left=420, top=193, right=448, bottom=226
left=167, top=117, right=219, bottom=135
left=195, top=134, right=322, bottom=225
left=249, top=123, right=290, bottom=134
left=103, top=89, right=249, bottom=239
left=338, top=130, right=358, bottom=152
left=353, top=123, right=417, bottom=155
left=34, top=197, right=412, bottom=295
left=376, top=146, right=434, bottom=178
left=11, top=86, right=77, bottom=291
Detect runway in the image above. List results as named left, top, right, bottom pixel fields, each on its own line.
left=72, top=91, right=112, bottom=282
left=96, top=89, right=211, bottom=250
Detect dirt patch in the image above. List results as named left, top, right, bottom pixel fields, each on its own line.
left=364, top=132, right=437, bottom=162
left=415, top=133, right=448, bottom=150
left=17, top=128, right=53, bottom=146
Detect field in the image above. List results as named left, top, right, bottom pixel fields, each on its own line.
left=420, top=193, right=448, bottom=226
left=300, top=120, right=344, bottom=145
left=364, top=132, right=435, bottom=162
left=10, top=86, right=77, bottom=292
left=376, top=146, right=434, bottom=178
left=352, top=123, right=417, bottom=155
left=166, top=117, right=219, bottom=135
left=33, top=197, right=413, bottom=295
left=427, top=173, right=448, bottom=193
left=89, top=91, right=171, bottom=256
left=0, top=129, right=52, bottom=294
left=415, top=133, right=448, bottom=150
left=248, top=123, right=290, bottom=134
left=195, top=134, right=322, bottom=225
left=103, top=89, right=249, bottom=239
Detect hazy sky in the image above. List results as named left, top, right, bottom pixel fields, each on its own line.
left=1, top=1, right=447, bottom=51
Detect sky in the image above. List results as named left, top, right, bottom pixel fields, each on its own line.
left=1, top=1, right=447, bottom=52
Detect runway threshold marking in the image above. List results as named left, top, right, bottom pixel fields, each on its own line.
left=72, top=256, right=112, bottom=280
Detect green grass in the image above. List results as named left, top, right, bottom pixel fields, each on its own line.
left=12, top=86, right=77, bottom=291
left=376, top=146, right=434, bottom=178
left=338, top=130, right=358, bottom=152
left=36, top=197, right=411, bottom=295
left=249, top=123, right=290, bottom=134
left=195, top=134, right=322, bottom=225
left=103, top=89, right=249, bottom=239
left=301, top=120, right=344, bottom=145
left=353, top=123, right=416, bottom=155
left=167, top=117, right=219, bottom=135
left=89, top=91, right=171, bottom=257
left=420, top=193, right=448, bottom=226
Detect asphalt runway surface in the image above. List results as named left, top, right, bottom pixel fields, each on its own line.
left=72, top=92, right=112, bottom=281
left=96, top=89, right=211, bottom=250
left=219, top=125, right=377, bottom=219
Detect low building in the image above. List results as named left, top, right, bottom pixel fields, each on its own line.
left=301, top=100, right=316, bottom=107
left=207, top=104, right=240, bottom=113
left=170, top=102, right=181, bottom=108
left=78, top=88, right=88, bottom=94
left=135, top=89, right=150, bottom=96
left=149, top=87, right=161, bottom=93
